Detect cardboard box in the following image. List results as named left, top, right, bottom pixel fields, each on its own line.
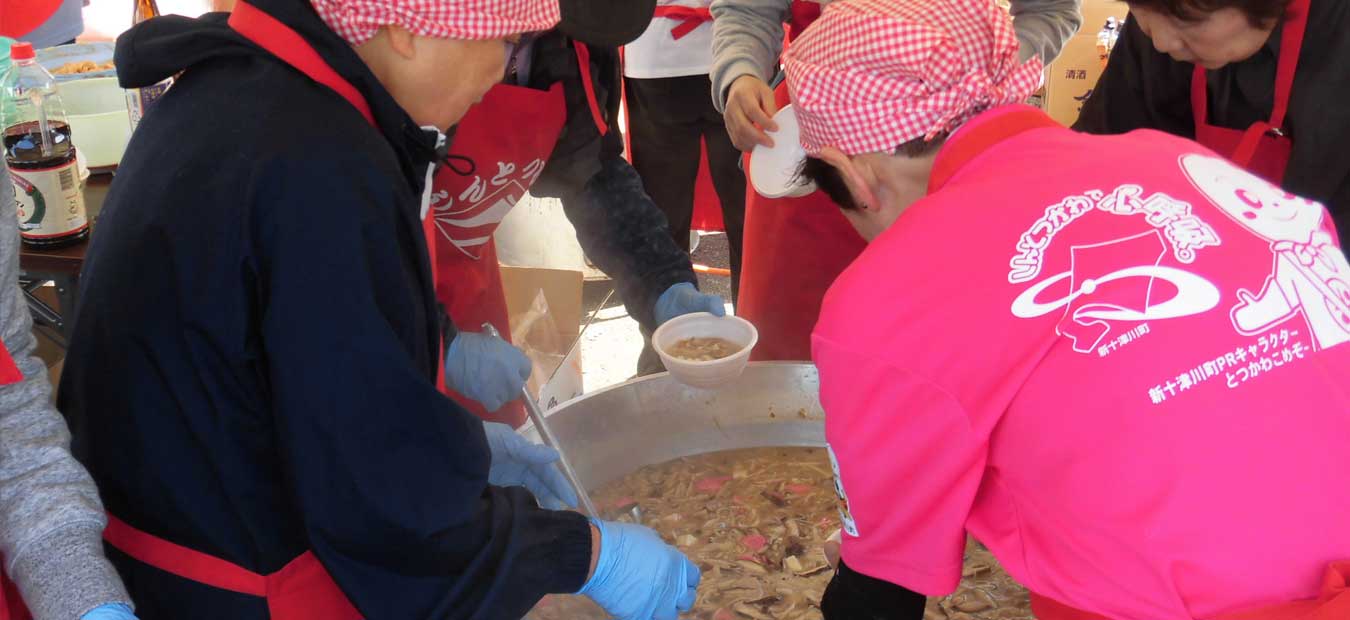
left=1043, top=0, right=1130, bottom=126
left=499, top=265, right=585, bottom=411
left=1081, top=0, right=1129, bottom=31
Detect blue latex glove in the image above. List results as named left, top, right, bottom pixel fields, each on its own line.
left=443, top=331, right=532, bottom=412
left=484, top=421, right=578, bottom=510
left=653, top=282, right=725, bottom=326
left=579, top=519, right=701, bottom=620
left=81, top=604, right=138, bottom=620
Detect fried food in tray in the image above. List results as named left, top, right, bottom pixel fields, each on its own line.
left=51, top=60, right=116, bottom=75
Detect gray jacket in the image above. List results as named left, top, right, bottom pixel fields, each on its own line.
left=0, top=165, right=131, bottom=620
left=709, top=0, right=1084, bottom=110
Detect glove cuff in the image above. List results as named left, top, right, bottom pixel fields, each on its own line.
left=577, top=518, right=611, bottom=596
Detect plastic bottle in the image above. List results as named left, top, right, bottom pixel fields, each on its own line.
left=3, top=41, right=89, bottom=247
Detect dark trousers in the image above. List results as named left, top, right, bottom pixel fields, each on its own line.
left=626, top=74, right=748, bottom=376
left=625, top=74, right=746, bottom=303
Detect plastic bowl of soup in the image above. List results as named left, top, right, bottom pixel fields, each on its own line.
left=652, top=312, right=758, bottom=389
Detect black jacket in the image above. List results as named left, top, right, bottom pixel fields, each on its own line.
left=525, top=33, right=696, bottom=330
left=57, top=1, right=591, bottom=618
left=1074, top=1, right=1350, bottom=248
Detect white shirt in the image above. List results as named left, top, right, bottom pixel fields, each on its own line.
left=623, top=0, right=715, bottom=79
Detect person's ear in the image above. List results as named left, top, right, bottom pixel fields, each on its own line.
left=818, top=146, right=880, bottom=211
left=385, top=25, right=416, bottom=60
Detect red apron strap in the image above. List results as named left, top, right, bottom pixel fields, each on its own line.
left=1191, top=64, right=1211, bottom=128
left=572, top=42, right=609, bottom=136
left=652, top=6, right=713, bottom=39
left=103, top=514, right=268, bottom=597
left=1192, top=0, right=1308, bottom=139
left=1268, top=0, right=1310, bottom=130
left=228, top=0, right=377, bottom=128
left=0, top=347, right=22, bottom=386
left=1232, top=121, right=1276, bottom=167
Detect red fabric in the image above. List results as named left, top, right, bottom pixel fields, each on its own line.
left=104, top=514, right=362, bottom=619
left=104, top=514, right=266, bottom=596
left=426, top=82, right=567, bottom=427
left=690, top=140, right=725, bottom=232
left=928, top=106, right=1059, bottom=191
left=782, top=0, right=1042, bottom=157
left=309, top=0, right=559, bottom=46
left=0, top=348, right=21, bottom=386
left=0, top=570, right=32, bottom=620
left=1189, top=0, right=1307, bottom=185
left=737, top=82, right=865, bottom=361
left=787, top=0, right=820, bottom=41
left=572, top=43, right=608, bottom=136
left=1030, top=562, right=1350, bottom=620
left=652, top=5, right=712, bottom=39
left=229, top=2, right=375, bottom=127
left=0, top=0, right=62, bottom=38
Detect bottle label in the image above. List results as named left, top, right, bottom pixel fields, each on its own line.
left=9, top=157, right=88, bottom=239
left=126, top=78, right=174, bottom=129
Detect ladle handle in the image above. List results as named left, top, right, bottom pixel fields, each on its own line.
left=480, top=323, right=600, bottom=518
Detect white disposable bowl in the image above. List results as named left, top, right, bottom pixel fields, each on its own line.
left=653, top=313, right=759, bottom=389
left=58, top=77, right=130, bottom=168
left=749, top=104, right=817, bottom=199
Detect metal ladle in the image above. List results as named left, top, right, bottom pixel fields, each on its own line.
left=481, top=323, right=600, bottom=518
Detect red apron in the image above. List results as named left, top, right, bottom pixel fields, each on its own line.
left=1029, top=561, right=1350, bottom=620
left=89, top=3, right=380, bottom=617
left=425, top=82, right=566, bottom=427
left=737, top=1, right=865, bottom=361
left=1190, top=0, right=1307, bottom=184
left=425, top=42, right=608, bottom=428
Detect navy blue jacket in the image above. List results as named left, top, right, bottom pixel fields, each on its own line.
left=57, top=1, right=591, bottom=617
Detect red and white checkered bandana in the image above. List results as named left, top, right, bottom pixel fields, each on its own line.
left=783, top=0, right=1043, bottom=156
left=311, top=0, right=560, bottom=46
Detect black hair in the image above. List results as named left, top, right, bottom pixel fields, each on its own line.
left=794, top=135, right=946, bottom=211
left=1127, top=0, right=1292, bottom=25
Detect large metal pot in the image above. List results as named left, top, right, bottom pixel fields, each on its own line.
left=520, top=362, right=825, bottom=492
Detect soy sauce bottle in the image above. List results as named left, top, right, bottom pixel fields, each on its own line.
left=125, top=0, right=173, bottom=131
left=3, top=42, right=89, bottom=248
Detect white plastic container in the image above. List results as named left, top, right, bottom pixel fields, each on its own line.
left=36, top=42, right=116, bottom=83
left=749, top=104, right=818, bottom=199
left=58, top=77, right=130, bottom=168
left=652, top=312, right=759, bottom=389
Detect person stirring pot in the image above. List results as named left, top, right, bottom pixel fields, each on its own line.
left=56, top=0, right=699, bottom=617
